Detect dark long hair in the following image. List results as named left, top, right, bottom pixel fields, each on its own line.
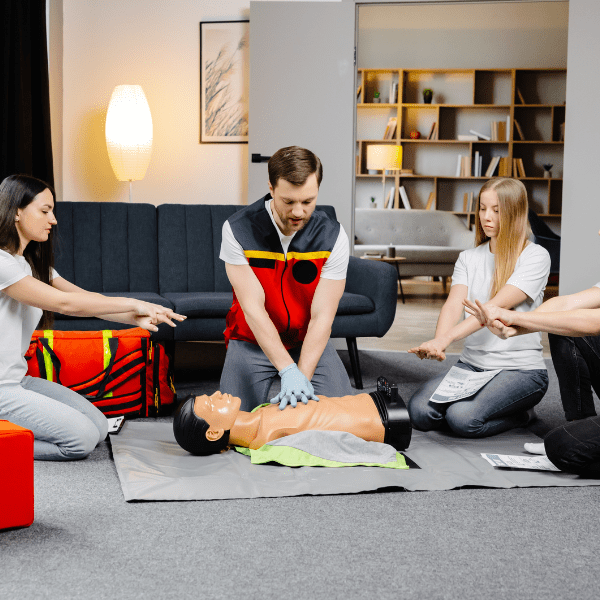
left=0, top=174, right=56, bottom=328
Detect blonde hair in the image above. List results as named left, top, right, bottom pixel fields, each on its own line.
left=475, top=177, right=531, bottom=298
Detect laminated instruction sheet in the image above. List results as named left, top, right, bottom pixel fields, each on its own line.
left=430, top=366, right=502, bottom=404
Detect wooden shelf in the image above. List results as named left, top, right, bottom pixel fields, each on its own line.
left=355, top=67, right=566, bottom=216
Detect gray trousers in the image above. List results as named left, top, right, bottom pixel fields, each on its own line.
left=0, top=376, right=108, bottom=461
left=220, top=339, right=353, bottom=411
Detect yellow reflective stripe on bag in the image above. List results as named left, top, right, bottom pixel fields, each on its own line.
left=103, top=331, right=113, bottom=398
left=42, top=330, right=54, bottom=383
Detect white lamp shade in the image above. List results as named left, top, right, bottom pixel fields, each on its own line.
left=366, top=145, right=403, bottom=171
left=105, top=85, right=153, bottom=181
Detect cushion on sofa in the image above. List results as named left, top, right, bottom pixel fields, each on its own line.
left=163, top=292, right=233, bottom=318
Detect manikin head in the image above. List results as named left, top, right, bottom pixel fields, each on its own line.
left=173, top=391, right=241, bottom=455
left=267, top=146, right=323, bottom=237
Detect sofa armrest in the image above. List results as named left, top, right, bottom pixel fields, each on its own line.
left=342, top=256, right=398, bottom=337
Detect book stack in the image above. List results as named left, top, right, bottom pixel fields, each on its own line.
left=427, top=122, right=438, bottom=140
left=491, top=120, right=508, bottom=141
left=462, top=192, right=475, bottom=213
left=456, top=155, right=472, bottom=177
left=512, top=158, right=526, bottom=178
left=383, top=117, right=397, bottom=140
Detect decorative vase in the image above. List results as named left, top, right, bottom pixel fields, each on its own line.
left=423, top=89, right=433, bottom=104
left=370, top=202, right=378, bottom=209
left=543, top=170, right=552, bottom=179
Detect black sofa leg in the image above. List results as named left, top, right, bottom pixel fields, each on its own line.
left=346, top=337, right=363, bottom=390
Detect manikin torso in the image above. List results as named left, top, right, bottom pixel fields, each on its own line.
left=229, top=394, right=385, bottom=450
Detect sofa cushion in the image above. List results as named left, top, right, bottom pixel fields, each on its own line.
left=337, top=293, right=375, bottom=315
left=163, top=292, right=233, bottom=318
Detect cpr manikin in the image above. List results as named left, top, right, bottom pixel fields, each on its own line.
left=173, top=378, right=412, bottom=455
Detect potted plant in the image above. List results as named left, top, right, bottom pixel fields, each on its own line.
left=373, top=91, right=381, bottom=104
left=370, top=196, right=377, bottom=209
left=423, top=89, right=433, bottom=104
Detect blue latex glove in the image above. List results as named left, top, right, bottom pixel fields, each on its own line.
left=270, top=363, right=319, bottom=410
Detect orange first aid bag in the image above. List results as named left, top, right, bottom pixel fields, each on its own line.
left=26, top=328, right=151, bottom=418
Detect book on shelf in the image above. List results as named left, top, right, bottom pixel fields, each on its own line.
left=469, top=129, right=490, bottom=141
left=425, top=191, right=436, bottom=211
left=560, top=122, right=565, bottom=142
left=384, top=186, right=394, bottom=209
left=516, top=158, right=526, bottom=178
left=390, top=82, right=399, bottom=104
left=485, top=156, right=501, bottom=177
left=497, top=156, right=512, bottom=177
left=459, top=155, right=472, bottom=178
left=383, top=117, right=397, bottom=140
left=427, top=122, right=439, bottom=140
left=516, top=87, right=526, bottom=105
left=399, top=186, right=411, bottom=210
left=477, top=153, right=483, bottom=177
left=357, top=85, right=362, bottom=100
left=426, top=122, right=436, bottom=140
left=458, top=134, right=478, bottom=141
left=474, top=151, right=480, bottom=177
left=455, top=154, right=463, bottom=177
left=463, top=192, right=469, bottom=212
left=514, top=119, right=525, bottom=140
left=506, top=116, right=511, bottom=141
left=468, top=192, right=475, bottom=213
left=491, top=120, right=506, bottom=142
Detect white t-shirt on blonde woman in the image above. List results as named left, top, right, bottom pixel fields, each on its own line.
left=452, top=241, right=550, bottom=371
left=0, top=249, right=59, bottom=384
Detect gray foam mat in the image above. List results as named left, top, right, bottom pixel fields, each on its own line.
left=111, top=422, right=600, bottom=501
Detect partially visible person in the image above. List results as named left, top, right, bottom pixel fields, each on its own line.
left=219, top=146, right=352, bottom=411
left=406, top=178, right=550, bottom=438
left=0, top=174, right=185, bottom=460
left=465, top=270, right=600, bottom=476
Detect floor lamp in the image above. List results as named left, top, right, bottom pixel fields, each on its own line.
left=366, top=145, right=403, bottom=207
left=105, top=85, right=153, bottom=202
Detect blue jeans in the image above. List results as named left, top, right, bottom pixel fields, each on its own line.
left=407, top=361, right=549, bottom=438
left=0, top=376, right=108, bottom=461
left=549, top=333, right=600, bottom=421
left=220, top=339, right=353, bottom=411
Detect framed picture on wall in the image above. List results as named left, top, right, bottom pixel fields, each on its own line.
left=200, top=20, right=249, bottom=143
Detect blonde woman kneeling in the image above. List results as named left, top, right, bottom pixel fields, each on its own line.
left=407, top=178, right=550, bottom=438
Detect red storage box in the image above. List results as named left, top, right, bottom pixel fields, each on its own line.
left=0, top=421, right=34, bottom=530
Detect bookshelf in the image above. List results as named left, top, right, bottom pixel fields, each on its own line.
left=355, top=68, right=566, bottom=221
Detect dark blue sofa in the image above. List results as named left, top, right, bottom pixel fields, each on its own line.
left=52, top=202, right=398, bottom=389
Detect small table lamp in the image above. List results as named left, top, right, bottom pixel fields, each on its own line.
left=366, top=145, right=403, bottom=207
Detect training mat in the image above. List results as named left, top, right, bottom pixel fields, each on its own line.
left=111, top=422, right=600, bottom=501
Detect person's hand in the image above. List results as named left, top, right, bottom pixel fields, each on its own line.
left=408, top=338, right=448, bottom=361
left=462, top=299, right=518, bottom=340
left=270, top=363, right=319, bottom=410
left=131, top=301, right=186, bottom=330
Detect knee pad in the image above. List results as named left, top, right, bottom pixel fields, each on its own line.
left=370, top=377, right=412, bottom=451
left=173, top=395, right=230, bottom=456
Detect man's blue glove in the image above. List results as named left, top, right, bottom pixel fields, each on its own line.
left=270, top=363, right=319, bottom=410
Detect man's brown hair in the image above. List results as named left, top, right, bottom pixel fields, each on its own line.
left=268, top=146, right=323, bottom=189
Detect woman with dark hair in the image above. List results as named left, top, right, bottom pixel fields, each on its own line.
left=0, top=174, right=184, bottom=460
left=407, top=178, right=551, bottom=438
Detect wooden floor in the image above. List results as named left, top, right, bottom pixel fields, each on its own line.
left=355, top=277, right=558, bottom=358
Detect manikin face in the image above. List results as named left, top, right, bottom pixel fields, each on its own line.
left=268, top=173, right=319, bottom=237
left=193, top=391, right=241, bottom=441
left=479, top=189, right=500, bottom=240
left=15, top=188, right=57, bottom=254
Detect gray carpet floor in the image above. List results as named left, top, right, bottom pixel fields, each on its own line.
left=1, top=351, right=599, bottom=600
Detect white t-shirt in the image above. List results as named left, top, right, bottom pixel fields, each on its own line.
left=0, top=249, right=59, bottom=384
left=220, top=200, right=349, bottom=280
left=452, top=241, right=550, bottom=370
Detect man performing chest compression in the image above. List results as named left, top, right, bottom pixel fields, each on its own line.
left=220, top=146, right=352, bottom=411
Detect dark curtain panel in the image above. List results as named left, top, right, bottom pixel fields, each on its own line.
left=1, top=0, right=54, bottom=186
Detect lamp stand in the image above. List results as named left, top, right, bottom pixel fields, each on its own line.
left=381, top=171, right=386, bottom=207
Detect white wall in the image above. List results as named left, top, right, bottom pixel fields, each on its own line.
left=560, top=0, right=600, bottom=294
left=358, top=2, right=568, bottom=69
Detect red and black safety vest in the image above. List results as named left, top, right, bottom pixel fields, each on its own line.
left=224, top=195, right=340, bottom=349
